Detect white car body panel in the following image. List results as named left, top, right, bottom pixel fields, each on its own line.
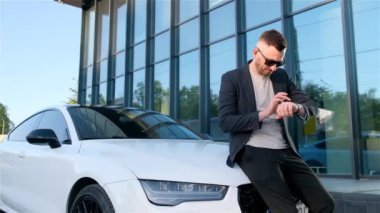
left=0, top=106, right=251, bottom=212
left=80, top=139, right=249, bottom=186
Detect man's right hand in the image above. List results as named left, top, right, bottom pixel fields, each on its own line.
left=259, top=92, right=290, bottom=121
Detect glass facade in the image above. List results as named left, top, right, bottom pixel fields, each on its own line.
left=78, top=0, right=380, bottom=179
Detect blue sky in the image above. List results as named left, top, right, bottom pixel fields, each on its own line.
left=0, top=0, right=81, bottom=126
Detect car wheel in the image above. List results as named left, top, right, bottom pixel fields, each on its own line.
left=70, top=184, right=115, bottom=213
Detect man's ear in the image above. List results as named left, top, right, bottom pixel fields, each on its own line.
left=252, top=48, right=258, bottom=59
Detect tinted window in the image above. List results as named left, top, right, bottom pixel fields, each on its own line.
left=37, top=110, right=70, bottom=143
left=68, top=107, right=202, bottom=140
left=8, top=113, right=43, bottom=142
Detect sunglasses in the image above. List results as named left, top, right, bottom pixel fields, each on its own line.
left=256, top=47, right=285, bottom=67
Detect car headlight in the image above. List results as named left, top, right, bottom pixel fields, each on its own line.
left=139, top=179, right=228, bottom=206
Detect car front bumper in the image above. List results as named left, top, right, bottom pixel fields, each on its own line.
left=103, top=179, right=242, bottom=213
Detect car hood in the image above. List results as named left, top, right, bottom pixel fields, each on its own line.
left=80, top=139, right=250, bottom=187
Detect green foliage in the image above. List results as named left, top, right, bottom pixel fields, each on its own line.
left=303, top=82, right=380, bottom=133
left=133, top=81, right=145, bottom=108
left=0, top=103, right=14, bottom=134
left=179, top=85, right=200, bottom=120
left=66, top=78, right=78, bottom=104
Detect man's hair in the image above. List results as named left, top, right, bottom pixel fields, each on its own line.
left=259, top=29, right=287, bottom=51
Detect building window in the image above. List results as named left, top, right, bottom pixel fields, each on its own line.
left=352, top=0, right=380, bottom=176
left=178, top=18, right=199, bottom=54
left=209, top=2, right=236, bottom=43
left=289, top=0, right=326, bottom=13
left=178, top=0, right=199, bottom=23
left=245, top=0, right=281, bottom=29
left=83, top=6, right=95, bottom=67
left=96, top=0, right=110, bottom=61
left=292, top=1, right=351, bottom=175
left=209, top=0, right=229, bottom=9
left=209, top=37, right=237, bottom=141
left=132, top=69, right=145, bottom=108
left=111, top=52, right=125, bottom=101
left=133, top=42, right=146, bottom=70
left=155, top=0, right=171, bottom=34
left=154, top=31, right=170, bottom=63
left=153, top=60, right=170, bottom=115
left=134, top=0, right=147, bottom=44
left=99, top=59, right=108, bottom=83
left=114, top=76, right=125, bottom=100
left=112, top=0, right=127, bottom=53
left=179, top=50, right=200, bottom=132
left=98, top=82, right=107, bottom=105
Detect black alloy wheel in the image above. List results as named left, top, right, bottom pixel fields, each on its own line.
left=70, top=184, right=115, bottom=213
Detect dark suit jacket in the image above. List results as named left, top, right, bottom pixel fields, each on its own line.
left=218, top=61, right=318, bottom=167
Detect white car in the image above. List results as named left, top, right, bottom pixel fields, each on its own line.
left=0, top=105, right=258, bottom=213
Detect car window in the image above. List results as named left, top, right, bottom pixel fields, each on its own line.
left=68, top=107, right=202, bottom=140
left=68, top=107, right=127, bottom=140
left=8, top=113, right=43, bottom=142
left=37, top=110, right=70, bottom=143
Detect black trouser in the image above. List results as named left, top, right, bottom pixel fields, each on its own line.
left=237, top=146, right=334, bottom=213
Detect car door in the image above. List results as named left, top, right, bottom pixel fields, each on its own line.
left=0, top=109, right=74, bottom=212
left=0, top=112, right=43, bottom=211
left=18, top=109, right=74, bottom=212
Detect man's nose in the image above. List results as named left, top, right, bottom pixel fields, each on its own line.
left=269, top=64, right=277, bottom=71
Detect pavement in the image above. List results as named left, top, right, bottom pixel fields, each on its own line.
left=320, top=178, right=380, bottom=213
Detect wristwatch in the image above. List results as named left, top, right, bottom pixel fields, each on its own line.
left=295, top=103, right=302, bottom=114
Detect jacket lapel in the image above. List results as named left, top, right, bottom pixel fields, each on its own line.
left=270, top=71, right=283, bottom=94
left=241, top=62, right=257, bottom=111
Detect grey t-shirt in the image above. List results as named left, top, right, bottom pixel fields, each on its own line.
left=246, top=69, right=288, bottom=149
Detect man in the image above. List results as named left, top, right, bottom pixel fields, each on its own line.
left=218, top=30, right=334, bottom=213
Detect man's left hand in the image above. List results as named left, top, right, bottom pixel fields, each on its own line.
left=276, top=102, right=298, bottom=119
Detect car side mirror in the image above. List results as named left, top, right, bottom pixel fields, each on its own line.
left=26, top=129, right=61, bottom=149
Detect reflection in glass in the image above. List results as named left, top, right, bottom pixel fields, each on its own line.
left=84, top=6, right=95, bottom=66
left=114, top=51, right=125, bottom=77
left=112, top=0, right=127, bottom=53
left=154, top=31, right=170, bottom=62
left=179, top=18, right=199, bottom=54
left=134, top=42, right=146, bottom=70
left=133, top=69, right=145, bottom=108
left=68, top=107, right=201, bottom=140
left=86, top=66, right=93, bottom=88
left=155, top=0, right=171, bottom=34
left=98, top=82, right=107, bottom=105
left=115, top=76, right=125, bottom=100
left=86, top=88, right=92, bottom=105
left=99, top=59, right=108, bottom=83
left=154, top=61, right=170, bottom=115
left=209, top=37, right=236, bottom=141
left=352, top=0, right=380, bottom=176
left=209, top=2, right=235, bottom=43
left=134, top=0, right=147, bottom=43
left=179, top=0, right=199, bottom=23
left=246, top=22, right=281, bottom=60
left=96, top=0, right=110, bottom=60
left=179, top=50, right=200, bottom=132
left=290, top=0, right=325, bottom=13
left=292, top=1, right=351, bottom=175
left=245, top=0, right=281, bottom=29
left=209, top=0, right=229, bottom=9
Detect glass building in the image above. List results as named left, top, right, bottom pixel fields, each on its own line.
left=62, top=0, right=380, bottom=179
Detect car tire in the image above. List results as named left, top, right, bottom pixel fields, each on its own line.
left=70, top=184, right=115, bottom=213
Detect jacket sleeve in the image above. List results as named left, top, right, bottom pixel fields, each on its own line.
left=286, top=73, right=318, bottom=120
left=218, top=72, right=261, bottom=134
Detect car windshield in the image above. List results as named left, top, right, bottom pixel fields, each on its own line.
left=68, top=106, right=203, bottom=140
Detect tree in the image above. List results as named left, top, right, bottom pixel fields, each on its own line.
left=66, top=78, right=78, bottom=104
left=0, top=103, right=14, bottom=134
